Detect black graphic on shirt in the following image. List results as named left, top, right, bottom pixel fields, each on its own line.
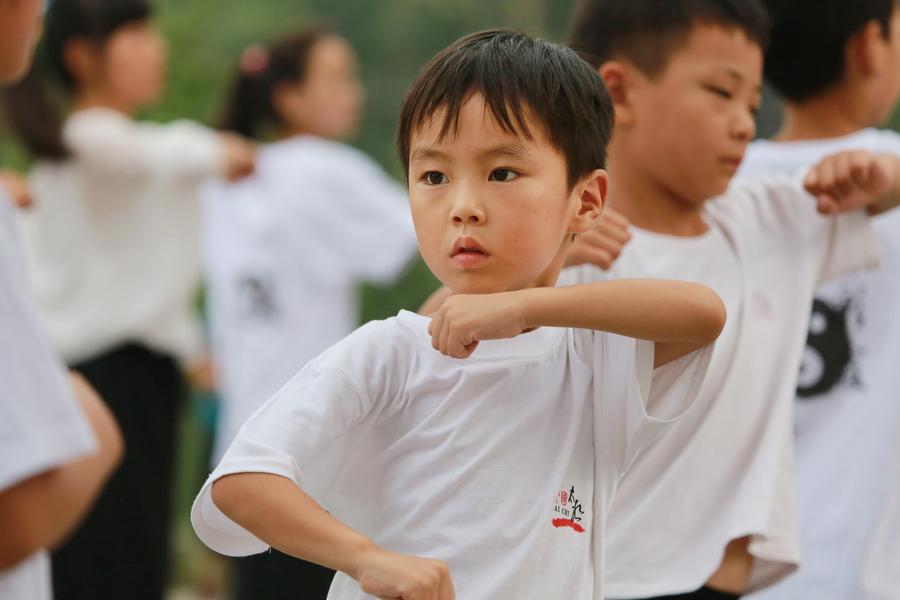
left=797, top=297, right=857, bottom=398
left=567, top=485, right=584, bottom=524
left=236, top=273, right=279, bottom=322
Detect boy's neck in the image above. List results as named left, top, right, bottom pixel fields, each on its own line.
left=606, top=149, right=710, bottom=237
left=775, top=88, right=872, bottom=142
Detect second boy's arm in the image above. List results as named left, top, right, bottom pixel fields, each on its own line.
left=428, top=279, right=725, bottom=366
left=212, top=472, right=455, bottom=600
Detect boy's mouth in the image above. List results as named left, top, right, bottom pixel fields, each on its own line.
left=721, top=155, right=744, bottom=172
left=451, top=237, right=488, bottom=256
left=451, top=237, right=490, bottom=267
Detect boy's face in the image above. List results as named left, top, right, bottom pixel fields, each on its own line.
left=612, top=24, right=762, bottom=206
left=407, top=94, right=605, bottom=294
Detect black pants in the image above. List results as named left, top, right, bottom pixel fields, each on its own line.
left=52, top=343, right=183, bottom=600
left=232, top=549, right=335, bottom=600
left=629, top=586, right=741, bottom=600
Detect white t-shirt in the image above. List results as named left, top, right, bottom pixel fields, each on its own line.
left=192, top=310, right=712, bottom=600
left=202, top=136, right=417, bottom=463
left=562, top=175, right=879, bottom=598
left=0, top=194, right=98, bottom=600
left=18, top=108, right=224, bottom=364
left=741, top=129, right=900, bottom=600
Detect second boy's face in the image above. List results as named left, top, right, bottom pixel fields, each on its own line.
left=407, top=95, right=605, bottom=295
left=621, top=25, right=762, bottom=205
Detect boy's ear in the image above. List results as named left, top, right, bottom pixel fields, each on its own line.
left=598, top=61, right=634, bottom=126
left=569, top=169, right=608, bottom=234
left=848, top=20, right=888, bottom=77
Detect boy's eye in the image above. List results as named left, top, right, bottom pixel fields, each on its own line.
left=706, top=85, right=733, bottom=100
left=423, top=171, right=448, bottom=185
left=488, top=168, right=520, bottom=182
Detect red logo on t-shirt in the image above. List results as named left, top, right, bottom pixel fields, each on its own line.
left=552, top=485, right=586, bottom=533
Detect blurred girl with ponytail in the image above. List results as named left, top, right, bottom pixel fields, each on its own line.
left=203, top=27, right=416, bottom=600
left=2, top=1, right=255, bottom=598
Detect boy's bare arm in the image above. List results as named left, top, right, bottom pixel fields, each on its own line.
left=0, top=373, right=123, bottom=569
left=212, top=473, right=455, bottom=600
left=428, top=280, right=725, bottom=366
left=804, top=151, right=900, bottom=216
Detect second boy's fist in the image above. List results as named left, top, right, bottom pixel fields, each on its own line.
left=804, top=150, right=897, bottom=215
left=564, top=207, right=632, bottom=270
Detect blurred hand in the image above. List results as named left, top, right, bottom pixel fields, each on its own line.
left=355, top=548, right=455, bottom=600
left=185, top=355, right=217, bottom=393
left=0, top=170, right=32, bottom=209
left=428, top=292, right=530, bottom=359
left=564, top=207, right=631, bottom=270
left=804, top=150, right=895, bottom=215
left=219, top=133, right=257, bottom=181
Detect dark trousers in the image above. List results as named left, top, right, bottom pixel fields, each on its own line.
left=232, top=549, right=335, bottom=600
left=629, top=586, right=741, bottom=600
left=52, top=343, right=183, bottom=600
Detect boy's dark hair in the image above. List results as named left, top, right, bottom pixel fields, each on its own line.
left=2, top=0, right=152, bottom=159
left=567, top=0, right=769, bottom=76
left=219, top=26, right=333, bottom=139
left=397, top=29, right=614, bottom=188
left=761, top=0, right=897, bottom=102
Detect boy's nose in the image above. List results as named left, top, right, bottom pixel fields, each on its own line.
left=449, top=195, right=486, bottom=225
left=731, top=109, right=756, bottom=142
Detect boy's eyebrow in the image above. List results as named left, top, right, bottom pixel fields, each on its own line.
left=409, top=144, right=534, bottom=164
left=410, top=147, right=450, bottom=164
left=477, top=144, right=533, bottom=161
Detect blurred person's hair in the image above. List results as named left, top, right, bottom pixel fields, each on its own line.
left=567, top=0, right=769, bottom=75
left=219, top=26, right=333, bottom=139
left=761, top=0, right=898, bottom=102
left=396, top=29, right=615, bottom=189
left=2, top=0, right=152, bottom=159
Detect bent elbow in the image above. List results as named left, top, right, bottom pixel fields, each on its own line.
left=690, top=285, right=726, bottom=344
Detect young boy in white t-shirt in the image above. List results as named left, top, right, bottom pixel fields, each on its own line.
left=565, top=1, right=900, bottom=599
left=192, top=30, right=727, bottom=600
left=739, top=2, right=900, bottom=599
left=0, top=3, right=123, bottom=598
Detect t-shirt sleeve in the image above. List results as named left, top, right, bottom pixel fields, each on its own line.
left=592, top=332, right=714, bottom=475
left=722, top=173, right=880, bottom=287
left=190, top=320, right=406, bottom=556
left=64, top=112, right=223, bottom=181
left=299, top=149, right=417, bottom=284
left=0, top=257, right=97, bottom=493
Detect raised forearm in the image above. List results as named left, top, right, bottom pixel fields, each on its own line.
left=522, top=279, right=725, bottom=344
